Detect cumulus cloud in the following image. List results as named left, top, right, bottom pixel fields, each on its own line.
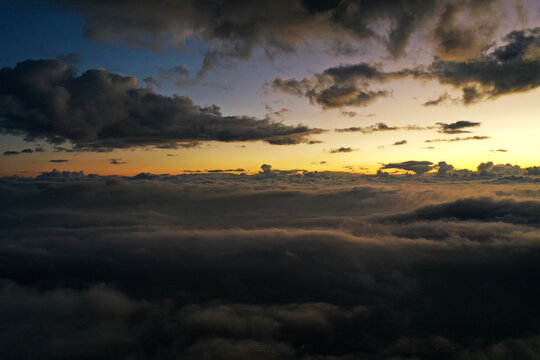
left=436, top=161, right=455, bottom=176
left=0, top=59, right=322, bottom=150
left=525, top=166, right=540, bottom=175
left=477, top=161, right=524, bottom=176
left=424, top=27, right=540, bottom=104
left=380, top=160, right=434, bottom=175
left=273, top=27, right=540, bottom=107
left=272, top=70, right=390, bottom=108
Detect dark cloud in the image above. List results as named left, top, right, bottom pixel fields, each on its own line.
left=491, top=148, right=508, bottom=152
left=436, top=120, right=481, bottom=134
left=329, top=147, right=356, bottom=153
left=272, top=74, right=389, bottom=108
left=432, top=2, right=498, bottom=60
left=525, top=166, right=540, bottom=175
left=144, top=65, right=191, bottom=87
left=1, top=170, right=540, bottom=358
left=436, top=161, right=455, bottom=176
left=477, top=161, right=524, bottom=176
left=49, top=159, right=69, bottom=163
left=425, top=135, right=491, bottom=142
left=424, top=27, right=540, bottom=104
left=3, top=148, right=37, bottom=155
left=260, top=164, right=273, bottom=174
left=380, top=160, right=434, bottom=175
left=388, top=197, right=540, bottom=225
left=109, top=158, right=126, bottom=165
left=206, top=169, right=245, bottom=173
left=335, top=122, right=398, bottom=133
left=0, top=59, right=322, bottom=150
left=274, top=27, right=540, bottom=107
left=392, top=139, right=407, bottom=146
left=423, top=92, right=454, bottom=106
left=340, top=110, right=357, bottom=117
left=270, top=63, right=399, bottom=108
left=51, top=0, right=513, bottom=73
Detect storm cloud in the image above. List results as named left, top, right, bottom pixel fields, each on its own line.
left=0, top=59, right=322, bottom=150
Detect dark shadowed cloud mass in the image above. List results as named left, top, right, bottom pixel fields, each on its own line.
left=109, top=158, right=127, bottom=165
left=437, top=120, right=481, bottom=134
left=380, top=160, right=434, bottom=175
left=0, top=59, right=322, bottom=150
left=272, top=27, right=540, bottom=107
left=49, top=0, right=523, bottom=74
left=1, top=167, right=540, bottom=359
left=329, top=147, right=357, bottom=153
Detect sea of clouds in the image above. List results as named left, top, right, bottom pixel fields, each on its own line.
left=1, top=167, right=539, bottom=359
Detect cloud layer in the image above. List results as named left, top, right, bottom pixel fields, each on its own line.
left=1, top=167, right=539, bottom=358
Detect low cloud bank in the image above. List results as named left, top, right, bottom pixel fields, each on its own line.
left=1, top=167, right=539, bottom=359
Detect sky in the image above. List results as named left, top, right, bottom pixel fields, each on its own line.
left=1, top=0, right=539, bottom=176
left=2, top=1, right=540, bottom=359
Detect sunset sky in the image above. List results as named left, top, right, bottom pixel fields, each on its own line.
left=2, top=2, right=540, bottom=359
left=1, top=0, right=539, bottom=176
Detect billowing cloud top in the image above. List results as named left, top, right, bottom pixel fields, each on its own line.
left=272, top=27, right=540, bottom=107
left=0, top=59, right=322, bottom=150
